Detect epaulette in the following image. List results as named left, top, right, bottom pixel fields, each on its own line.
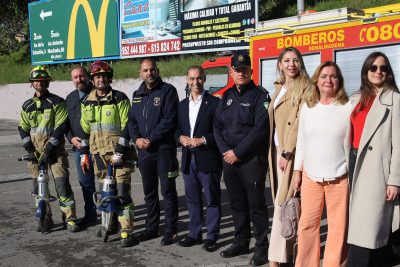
left=113, top=89, right=129, bottom=102
left=46, top=93, right=64, bottom=107
left=258, top=85, right=271, bottom=103
left=22, top=99, right=35, bottom=111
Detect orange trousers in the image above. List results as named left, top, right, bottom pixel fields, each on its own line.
left=295, top=172, right=349, bottom=267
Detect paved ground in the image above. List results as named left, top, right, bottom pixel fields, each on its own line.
left=0, top=119, right=399, bottom=267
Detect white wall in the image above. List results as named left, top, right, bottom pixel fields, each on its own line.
left=0, top=76, right=187, bottom=120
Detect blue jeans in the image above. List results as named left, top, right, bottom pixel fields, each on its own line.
left=73, top=151, right=97, bottom=219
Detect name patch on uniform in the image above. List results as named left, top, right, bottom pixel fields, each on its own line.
left=154, top=97, right=160, bottom=107
left=106, top=111, right=111, bottom=116
left=227, top=99, right=232, bottom=106
left=132, top=97, right=142, bottom=104
left=240, top=103, right=250, bottom=107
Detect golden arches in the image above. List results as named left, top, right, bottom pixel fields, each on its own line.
left=67, top=0, right=109, bottom=59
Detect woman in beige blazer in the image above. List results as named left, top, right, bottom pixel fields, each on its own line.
left=346, top=52, right=400, bottom=267
left=267, top=47, right=310, bottom=266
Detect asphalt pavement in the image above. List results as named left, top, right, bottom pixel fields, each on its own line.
left=0, top=119, right=398, bottom=267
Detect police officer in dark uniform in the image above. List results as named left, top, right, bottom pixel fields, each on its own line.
left=214, top=52, right=270, bottom=266
left=128, top=58, right=179, bottom=246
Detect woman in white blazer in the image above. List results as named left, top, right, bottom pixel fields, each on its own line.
left=346, top=51, right=400, bottom=267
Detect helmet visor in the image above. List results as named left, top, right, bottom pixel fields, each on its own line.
left=30, top=70, right=51, bottom=81
left=89, top=61, right=112, bottom=76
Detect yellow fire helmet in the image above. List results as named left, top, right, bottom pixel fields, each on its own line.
left=29, top=65, right=52, bottom=81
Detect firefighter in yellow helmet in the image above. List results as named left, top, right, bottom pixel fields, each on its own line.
left=79, top=61, right=137, bottom=247
left=18, top=65, right=79, bottom=232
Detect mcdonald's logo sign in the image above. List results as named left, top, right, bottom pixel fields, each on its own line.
left=29, top=0, right=119, bottom=64
left=67, top=0, right=109, bottom=59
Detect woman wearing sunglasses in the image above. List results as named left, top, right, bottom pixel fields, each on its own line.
left=346, top=51, right=400, bottom=266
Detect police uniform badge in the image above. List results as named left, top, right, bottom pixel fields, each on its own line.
left=154, top=97, right=160, bottom=107
left=227, top=99, right=232, bottom=106
left=238, top=55, right=243, bottom=62
left=106, top=111, right=111, bottom=116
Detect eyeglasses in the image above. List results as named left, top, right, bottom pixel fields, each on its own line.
left=368, top=64, right=388, bottom=73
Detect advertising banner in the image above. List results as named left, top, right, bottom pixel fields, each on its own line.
left=121, top=0, right=181, bottom=57
left=29, top=0, right=120, bottom=65
left=181, top=0, right=255, bottom=51
left=121, top=0, right=256, bottom=58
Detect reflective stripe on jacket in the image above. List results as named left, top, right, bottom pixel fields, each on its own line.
left=80, top=87, right=131, bottom=155
left=18, top=90, right=68, bottom=152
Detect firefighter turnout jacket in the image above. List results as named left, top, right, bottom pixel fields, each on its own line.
left=18, top=89, right=68, bottom=154
left=79, top=87, right=131, bottom=155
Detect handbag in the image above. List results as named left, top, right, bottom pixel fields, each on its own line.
left=280, top=191, right=301, bottom=240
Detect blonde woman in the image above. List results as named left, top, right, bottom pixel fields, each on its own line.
left=268, top=47, right=310, bottom=266
left=293, top=61, right=351, bottom=267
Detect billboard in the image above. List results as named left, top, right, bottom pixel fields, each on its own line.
left=28, top=0, right=256, bottom=63
left=29, top=0, right=120, bottom=65
left=120, top=0, right=181, bottom=56
left=120, top=0, right=256, bottom=58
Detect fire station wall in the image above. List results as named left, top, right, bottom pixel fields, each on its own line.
left=0, top=76, right=187, bottom=120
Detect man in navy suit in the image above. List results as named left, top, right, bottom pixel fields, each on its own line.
left=176, top=65, right=222, bottom=252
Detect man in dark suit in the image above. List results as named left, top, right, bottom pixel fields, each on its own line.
left=176, top=65, right=222, bottom=252
left=66, top=66, right=97, bottom=226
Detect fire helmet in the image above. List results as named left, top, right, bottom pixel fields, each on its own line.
left=89, top=60, right=113, bottom=79
left=29, top=65, right=52, bottom=82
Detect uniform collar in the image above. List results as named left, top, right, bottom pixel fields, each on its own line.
left=87, top=86, right=113, bottom=102
left=234, top=80, right=256, bottom=96
left=33, top=89, right=50, bottom=99
left=138, top=77, right=163, bottom=95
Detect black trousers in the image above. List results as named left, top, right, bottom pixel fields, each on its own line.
left=348, top=147, right=358, bottom=191
left=137, top=148, right=178, bottom=234
left=348, top=244, right=382, bottom=267
left=223, top=155, right=269, bottom=251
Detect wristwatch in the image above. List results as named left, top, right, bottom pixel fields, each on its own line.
left=281, top=151, right=293, bottom=160
left=201, top=136, right=207, bottom=145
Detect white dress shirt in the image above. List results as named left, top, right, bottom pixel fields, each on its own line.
left=189, top=92, right=204, bottom=138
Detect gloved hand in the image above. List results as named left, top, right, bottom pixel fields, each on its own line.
left=111, top=152, right=123, bottom=167
left=38, top=151, right=49, bottom=165
left=27, top=151, right=41, bottom=163
left=80, top=154, right=91, bottom=174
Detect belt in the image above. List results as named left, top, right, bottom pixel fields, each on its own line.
left=318, top=172, right=348, bottom=184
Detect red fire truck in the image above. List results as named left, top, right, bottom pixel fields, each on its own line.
left=201, top=4, right=400, bottom=97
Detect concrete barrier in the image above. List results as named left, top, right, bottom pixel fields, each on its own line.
left=0, top=76, right=187, bottom=120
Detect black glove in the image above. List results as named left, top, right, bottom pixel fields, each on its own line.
left=27, top=151, right=39, bottom=163
left=38, top=151, right=49, bottom=165
left=115, top=143, right=126, bottom=155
